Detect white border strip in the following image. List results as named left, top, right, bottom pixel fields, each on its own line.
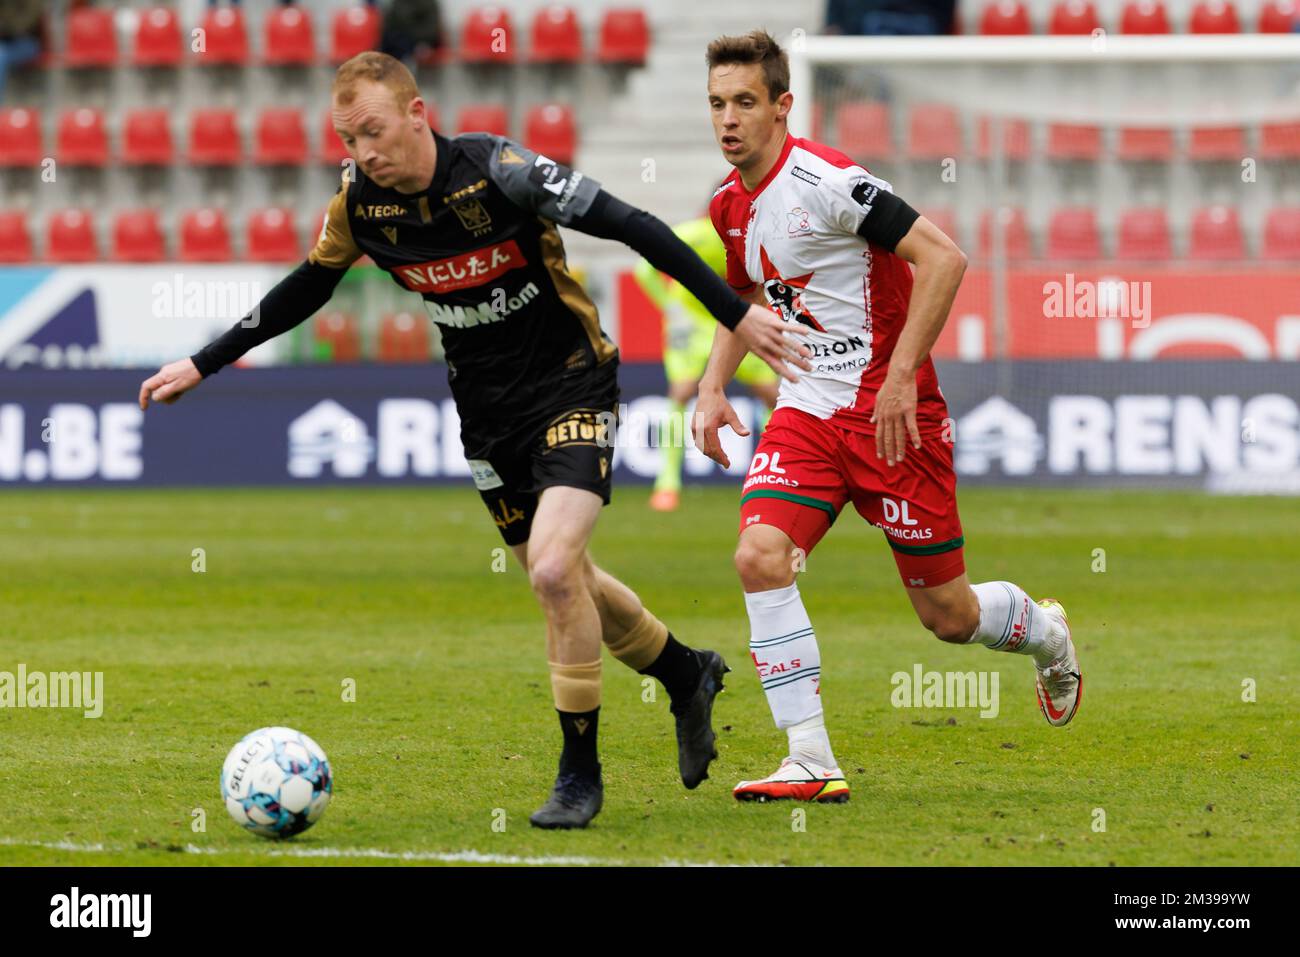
left=796, top=34, right=1300, bottom=64
left=0, top=838, right=767, bottom=868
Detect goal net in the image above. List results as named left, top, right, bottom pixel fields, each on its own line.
left=791, top=33, right=1300, bottom=492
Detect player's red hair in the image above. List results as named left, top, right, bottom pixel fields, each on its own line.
left=333, top=52, right=420, bottom=114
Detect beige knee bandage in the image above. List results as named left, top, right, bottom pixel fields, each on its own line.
left=548, top=659, right=602, bottom=713
left=603, top=609, right=668, bottom=671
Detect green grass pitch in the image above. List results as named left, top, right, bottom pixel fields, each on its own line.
left=0, top=485, right=1294, bottom=866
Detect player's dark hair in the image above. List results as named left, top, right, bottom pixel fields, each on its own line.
left=705, top=29, right=790, bottom=102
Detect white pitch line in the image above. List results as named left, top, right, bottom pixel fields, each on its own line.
left=0, top=838, right=761, bottom=867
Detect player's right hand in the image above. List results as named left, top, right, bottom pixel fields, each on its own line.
left=734, top=305, right=812, bottom=383
left=691, top=388, right=748, bottom=469
left=139, top=357, right=202, bottom=410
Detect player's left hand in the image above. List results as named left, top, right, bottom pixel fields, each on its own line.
left=871, top=367, right=921, bottom=466
left=734, top=305, right=812, bottom=382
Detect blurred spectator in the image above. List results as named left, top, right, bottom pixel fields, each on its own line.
left=380, top=0, right=445, bottom=62
left=825, top=0, right=957, bottom=36
left=0, top=0, right=43, bottom=105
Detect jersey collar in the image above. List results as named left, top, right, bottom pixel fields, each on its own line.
left=426, top=128, right=451, bottom=196
left=737, top=132, right=794, bottom=201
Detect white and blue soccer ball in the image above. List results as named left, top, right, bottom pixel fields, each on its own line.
left=221, top=727, right=332, bottom=838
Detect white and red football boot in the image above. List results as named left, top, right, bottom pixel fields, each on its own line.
left=1035, top=599, right=1083, bottom=727
left=733, top=757, right=850, bottom=803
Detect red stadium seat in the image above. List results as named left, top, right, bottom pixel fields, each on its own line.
left=313, top=311, right=362, bottom=362
left=836, top=101, right=894, bottom=161
left=462, top=6, right=516, bottom=63
left=907, top=104, right=962, bottom=159
left=46, top=209, right=99, bottom=262
left=598, top=8, right=649, bottom=65
left=1189, top=206, right=1244, bottom=260
left=426, top=103, right=443, bottom=132
left=320, top=110, right=349, bottom=164
left=188, top=109, right=242, bottom=165
left=1117, top=207, right=1172, bottom=261
left=1120, top=1, right=1171, bottom=33
left=456, top=104, right=509, bottom=137
left=331, top=5, right=381, bottom=63
left=976, top=116, right=1031, bottom=160
left=1047, top=207, right=1102, bottom=260
left=133, top=6, right=183, bottom=66
left=255, top=108, right=308, bottom=165
left=64, top=7, right=117, bottom=67
left=1188, top=126, right=1246, bottom=161
left=1258, top=1, right=1299, bottom=32
left=1117, top=127, right=1174, bottom=161
left=1189, top=1, right=1241, bottom=33
left=122, top=109, right=174, bottom=165
left=1049, top=0, right=1101, bottom=34
left=1259, top=122, right=1300, bottom=159
left=978, top=207, right=1032, bottom=258
left=378, top=311, right=432, bottom=362
left=180, top=208, right=233, bottom=261
left=1262, top=207, right=1300, bottom=259
left=0, top=211, right=34, bottom=263
left=247, top=208, right=300, bottom=262
left=980, top=1, right=1031, bottom=35
left=57, top=108, right=109, bottom=167
left=524, top=103, right=576, bottom=165
left=112, top=209, right=166, bottom=262
left=0, top=108, right=43, bottom=167
left=264, top=5, right=316, bottom=65
left=198, top=6, right=249, bottom=65
left=1047, top=123, right=1102, bottom=160
left=531, top=6, right=583, bottom=63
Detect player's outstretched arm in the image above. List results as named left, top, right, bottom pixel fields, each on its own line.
left=138, top=260, right=348, bottom=410
left=870, top=216, right=967, bottom=465
left=571, top=192, right=810, bottom=381
left=692, top=287, right=767, bottom=468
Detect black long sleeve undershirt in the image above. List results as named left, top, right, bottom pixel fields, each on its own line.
left=571, top=190, right=750, bottom=331
left=190, top=260, right=347, bottom=377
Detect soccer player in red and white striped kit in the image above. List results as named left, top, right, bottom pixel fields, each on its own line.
left=693, top=31, right=1083, bottom=803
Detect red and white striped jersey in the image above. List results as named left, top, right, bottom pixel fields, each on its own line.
left=709, top=134, right=948, bottom=436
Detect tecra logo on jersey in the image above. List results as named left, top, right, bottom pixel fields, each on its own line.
left=396, top=240, right=523, bottom=293
left=759, top=245, right=825, bottom=332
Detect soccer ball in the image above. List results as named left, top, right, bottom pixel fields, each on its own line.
left=221, top=726, right=332, bottom=838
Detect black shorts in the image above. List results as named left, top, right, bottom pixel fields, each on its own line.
left=470, top=405, right=618, bottom=546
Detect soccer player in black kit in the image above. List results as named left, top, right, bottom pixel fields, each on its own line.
left=139, top=52, right=809, bottom=829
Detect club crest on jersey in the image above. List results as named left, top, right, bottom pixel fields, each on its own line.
left=759, top=245, right=824, bottom=332
left=451, top=199, right=493, bottom=236
left=787, top=206, right=812, bottom=237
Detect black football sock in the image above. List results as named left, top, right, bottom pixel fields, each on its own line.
left=639, top=632, right=704, bottom=708
left=557, top=707, right=600, bottom=777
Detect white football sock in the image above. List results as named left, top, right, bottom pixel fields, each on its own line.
left=788, top=713, right=838, bottom=770
left=967, top=581, right=1063, bottom=667
left=744, top=583, right=836, bottom=767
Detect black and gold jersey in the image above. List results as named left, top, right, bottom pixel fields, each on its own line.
left=310, top=130, right=616, bottom=451
left=191, top=129, right=750, bottom=459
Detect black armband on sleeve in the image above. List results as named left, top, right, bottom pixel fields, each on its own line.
left=190, top=260, right=347, bottom=377
left=856, top=189, right=921, bottom=252
left=572, top=190, right=749, bottom=331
